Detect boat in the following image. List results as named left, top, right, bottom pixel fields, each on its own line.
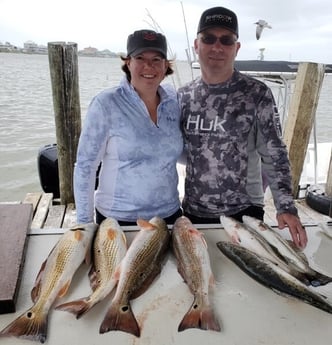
left=190, top=60, right=332, bottom=75
left=191, top=61, right=200, bottom=69
left=306, top=184, right=332, bottom=216
left=37, top=143, right=60, bottom=198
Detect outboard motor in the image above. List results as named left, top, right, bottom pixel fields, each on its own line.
left=37, top=143, right=60, bottom=198
left=37, top=143, right=100, bottom=198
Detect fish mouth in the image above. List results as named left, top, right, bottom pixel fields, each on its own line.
left=70, top=227, right=85, bottom=232
left=69, top=223, right=98, bottom=233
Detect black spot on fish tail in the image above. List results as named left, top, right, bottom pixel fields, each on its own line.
left=178, top=296, right=221, bottom=332
left=310, top=279, right=323, bottom=287
left=306, top=270, right=332, bottom=287
left=99, top=302, right=140, bottom=337
left=0, top=307, right=48, bottom=343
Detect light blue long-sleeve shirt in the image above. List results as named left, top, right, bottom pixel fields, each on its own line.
left=74, top=77, right=183, bottom=223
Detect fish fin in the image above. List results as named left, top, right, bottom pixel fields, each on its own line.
left=121, top=232, right=128, bottom=247
left=113, top=265, right=122, bottom=281
left=136, top=219, right=155, bottom=230
left=308, top=271, right=332, bottom=287
left=0, top=306, right=48, bottom=343
left=209, top=273, right=216, bottom=287
left=84, top=244, right=92, bottom=266
left=231, top=234, right=240, bottom=244
left=99, top=302, right=140, bottom=337
left=88, top=265, right=99, bottom=291
left=57, top=280, right=72, bottom=298
left=189, top=228, right=208, bottom=248
left=31, top=259, right=47, bottom=303
left=178, top=298, right=221, bottom=332
left=55, top=299, right=91, bottom=319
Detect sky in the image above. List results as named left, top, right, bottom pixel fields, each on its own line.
left=1, top=0, right=332, bottom=64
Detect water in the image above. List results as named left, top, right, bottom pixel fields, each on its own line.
left=0, top=53, right=331, bottom=202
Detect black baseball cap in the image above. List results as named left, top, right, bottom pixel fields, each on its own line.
left=197, top=7, right=239, bottom=37
left=127, top=29, right=167, bottom=58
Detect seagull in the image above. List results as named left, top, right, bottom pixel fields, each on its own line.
left=254, top=19, right=272, bottom=40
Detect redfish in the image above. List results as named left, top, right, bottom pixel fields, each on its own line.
left=0, top=223, right=97, bottom=343
left=172, top=216, right=221, bottom=332
left=99, top=216, right=170, bottom=337
left=55, top=218, right=127, bottom=318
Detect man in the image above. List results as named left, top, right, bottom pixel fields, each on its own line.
left=178, top=6, right=307, bottom=248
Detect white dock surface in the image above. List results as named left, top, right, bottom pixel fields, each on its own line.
left=1, top=225, right=332, bottom=345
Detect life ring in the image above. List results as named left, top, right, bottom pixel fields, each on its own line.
left=305, top=185, right=332, bottom=216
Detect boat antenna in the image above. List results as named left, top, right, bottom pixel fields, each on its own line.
left=144, top=8, right=182, bottom=87
left=180, top=1, right=194, bottom=80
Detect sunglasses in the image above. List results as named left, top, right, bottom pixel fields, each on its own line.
left=200, top=35, right=237, bottom=46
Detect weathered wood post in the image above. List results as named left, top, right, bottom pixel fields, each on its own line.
left=283, top=62, right=325, bottom=198
left=325, top=148, right=332, bottom=217
left=48, top=42, right=81, bottom=205
left=326, top=149, right=332, bottom=195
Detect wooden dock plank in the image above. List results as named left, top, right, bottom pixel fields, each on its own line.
left=30, top=193, right=53, bottom=229
left=21, top=192, right=332, bottom=233
left=0, top=204, right=32, bottom=313
left=62, top=203, right=77, bottom=228
left=23, top=192, right=42, bottom=214
left=43, top=204, right=66, bottom=228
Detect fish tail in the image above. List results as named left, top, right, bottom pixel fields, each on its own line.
left=0, top=307, right=48, bottom=343
left=99, top=302, right=140, bottom=337
left=55, top=299, right=93, bottom=319
left=309, top=271, right=332, bottom=287
left=178, top=298, right=221, bottom=332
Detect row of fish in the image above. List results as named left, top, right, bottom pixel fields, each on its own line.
left=2, top=214, right=331, bottom=343
left=0, top=215, right=220, bottom=343
left=218, top=215, right=332, bottom=315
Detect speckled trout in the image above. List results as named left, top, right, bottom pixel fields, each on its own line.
left=0, top=223, right=97, bottom=343
left=99, top=216, right=170, bottom=337
left=216, top=240, right=332, bottom=315
left=220, top=215, right=313, bottom=286
left=242, top=215, right=332, bottom=286
left=172, top=216, right=221, bottom=332
left=55, top=218, right=127, bottom=319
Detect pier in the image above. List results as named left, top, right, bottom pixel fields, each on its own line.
left=0, top=191, right=331, bottom=233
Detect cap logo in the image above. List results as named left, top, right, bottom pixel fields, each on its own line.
left=143, top=32, right=158, bottom=41
left=205, top=14, right=233, bottom=24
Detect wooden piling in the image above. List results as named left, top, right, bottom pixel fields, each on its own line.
left=283, top=62, right=325, bottom=198
left=326, top=148, right=332, bottom=217
left=326, top=148, right=332, bottom=196
left=48, top=42, right=81, bottom=205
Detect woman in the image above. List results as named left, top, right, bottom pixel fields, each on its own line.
left=74, top=29, right=183, bottom=225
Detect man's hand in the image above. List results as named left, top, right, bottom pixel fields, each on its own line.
left=276, top=213, right=308, bottom=249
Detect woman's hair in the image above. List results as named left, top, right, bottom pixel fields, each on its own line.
left=120, top=56, right=174, bottom=82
